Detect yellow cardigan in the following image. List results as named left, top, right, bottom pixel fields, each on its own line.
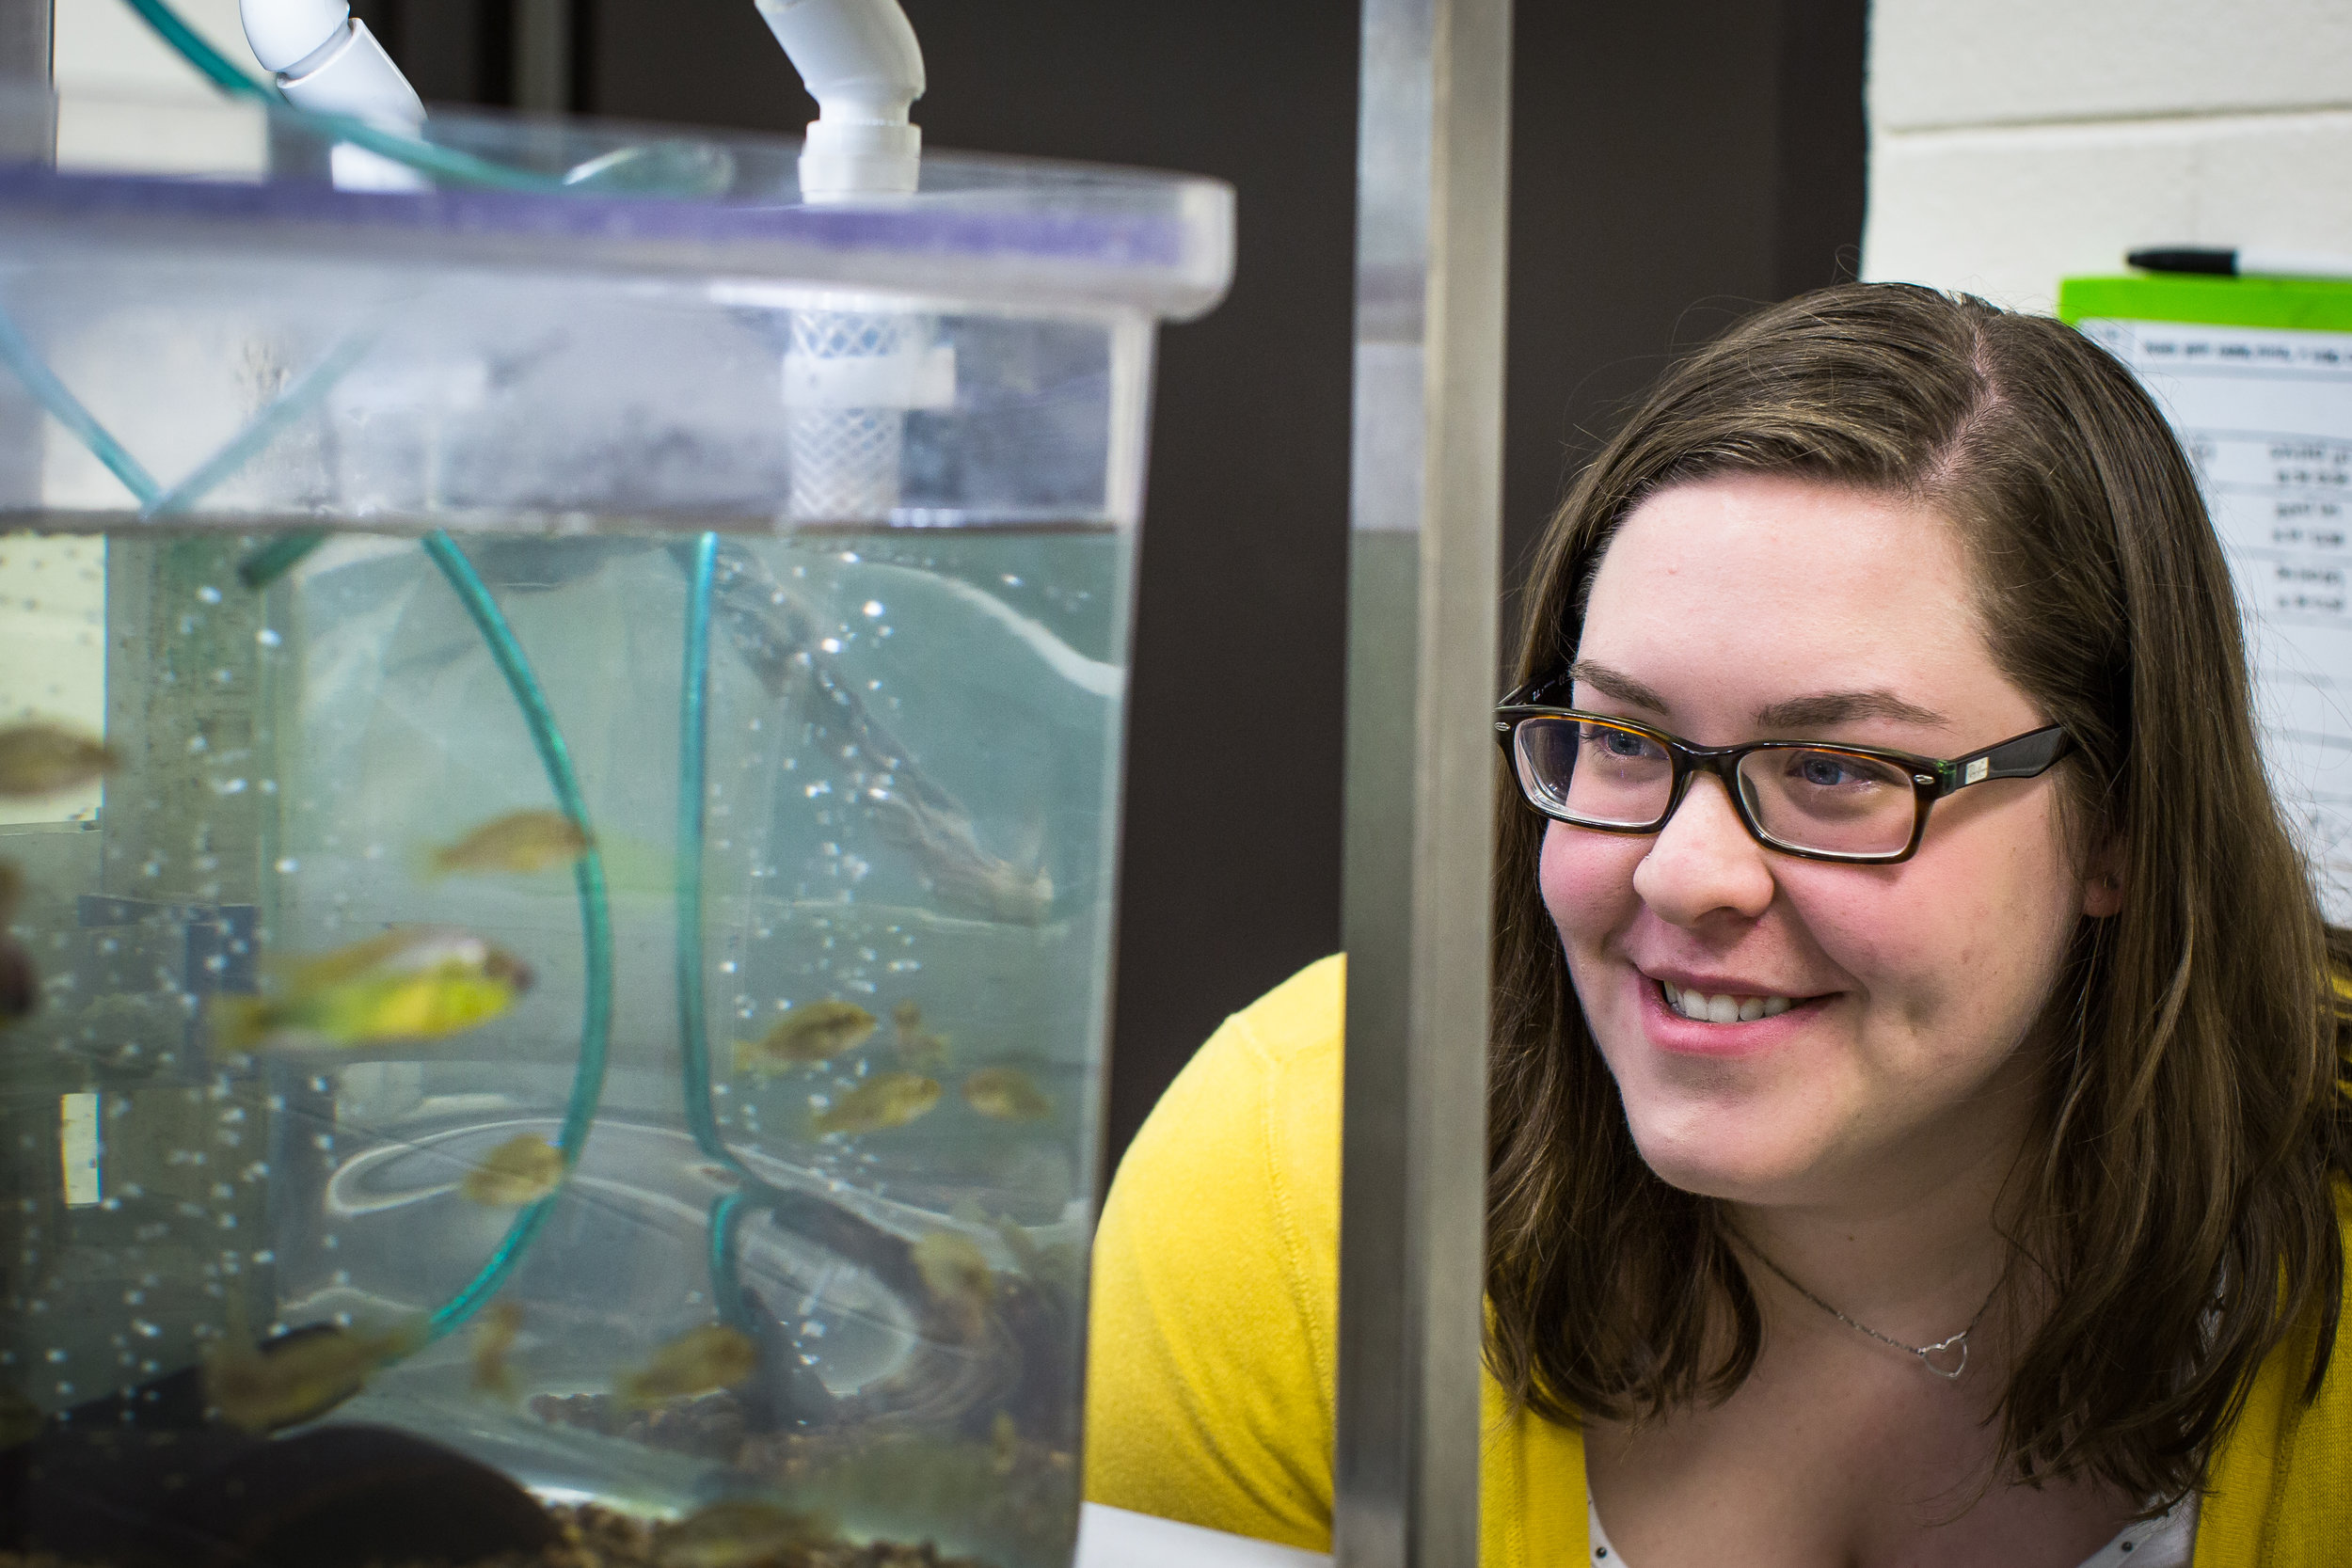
left=1083, top=955, right=2352, bottom=1565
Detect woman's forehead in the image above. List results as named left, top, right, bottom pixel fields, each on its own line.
left=1576, top=473, right=2009, bottom=728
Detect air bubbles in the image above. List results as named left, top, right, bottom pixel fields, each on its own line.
left=196, top=585, right=222, bottom=605
left=862, top=600, right=884, bottom=618
left=274, top=857, right=299, bottom=875
left=255, top=627, right=281, bottom=649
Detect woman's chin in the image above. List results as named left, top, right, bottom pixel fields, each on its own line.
left=1626, top=1122, right=1833, bottom=1205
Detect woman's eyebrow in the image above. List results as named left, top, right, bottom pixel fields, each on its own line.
left=1754, top=690, right=1948, bottom=729
left=1565, top=659, right=1672, bottom=714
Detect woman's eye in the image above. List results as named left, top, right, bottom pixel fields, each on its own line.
left=1584, top=726, right=1656, bottom=760
left=1787, top=751, right=1895, bottom=789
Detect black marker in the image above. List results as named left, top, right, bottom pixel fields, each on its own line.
left=2128, top=246, right=2352, bottom=282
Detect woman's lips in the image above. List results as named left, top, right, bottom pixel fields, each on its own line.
left=1635, top=971, right=1830, bottom=1058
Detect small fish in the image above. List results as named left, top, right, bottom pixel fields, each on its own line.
left=891, top=999, right=949, bottom=1070
left=0, top=721, right=112, bottom=797
left=655, top=1499, right=837, bottom=1568
left=425, top=809, right=593, bottom=879
left=911, top=1229, right=994, bottom=1341
left=616, top=1323, right=758, bottom=1408
left=470, top=1300, right=525, bottom=1401
left=461, top=1133, right=565, bottom=1207
left=209, top=927, right=532, bottom=1053
left=732, top=999, right=875, bottom=1076
left=810, top=1071, right=940, bottom=1137
left=203, top=1317, right=425, bottom=1434
left=911, top=1230, right=994, bottom=1308
left=962, top=1066, right=1054, bottom=1122
left=991, top=1410, right=1020, bottom=1476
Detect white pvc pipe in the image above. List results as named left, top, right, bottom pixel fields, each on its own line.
left=753, top=0, right=926, bottom=201
left=240, top=0, right=426, bottom=192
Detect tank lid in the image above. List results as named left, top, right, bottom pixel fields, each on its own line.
left=0, top=87, right=1236, bottom=322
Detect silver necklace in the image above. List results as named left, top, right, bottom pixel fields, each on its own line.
left=1741, top=1243, right=2002, bottom=1382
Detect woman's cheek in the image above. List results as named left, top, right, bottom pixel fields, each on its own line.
left=1537, top=820, right=1642, bottom=951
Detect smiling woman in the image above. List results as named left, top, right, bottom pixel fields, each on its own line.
left=1085, top=285, right=2352, bottom=1567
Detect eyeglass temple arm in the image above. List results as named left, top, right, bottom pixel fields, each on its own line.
left=1940, top=726, right=2072, bottom=794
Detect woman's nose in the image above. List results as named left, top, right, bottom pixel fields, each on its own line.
left=1630, top=771, right=1776, bottom=926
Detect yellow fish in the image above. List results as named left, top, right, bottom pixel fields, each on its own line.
left=470, top=1300, right=525, bottom=1401
left=208, top=927, right=532, bottom=1053
left=962, top=1066, right=1054, bottom=1122
left=616, top=1323, right=758, bottom=1408
left=810, top=1071, right=940, bottom=1137
left=655, top=1499, right=837, bottom=1568
left=425, top=809, right=593, bottom=879
left=911, top=1230, right=994, bottom=1307
left=991, top=1410, right=1020, bottom=1476
left=0, top=721, right=112, bottom=797
left=203, top=1316, right=426, bottom=1434
left=891, top=999, right=949, bottom=1070
left=461, top=1133, right=565, bottom=1207
left=733, top=999, right=875, bottom=1075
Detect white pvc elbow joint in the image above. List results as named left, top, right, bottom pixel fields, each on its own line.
left=240, top=0, right=424, bottom=131
left=755, top=0, right=926, bottom=201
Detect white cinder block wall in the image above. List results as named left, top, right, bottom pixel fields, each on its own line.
left=1863, top=0, right=2352, bottom=312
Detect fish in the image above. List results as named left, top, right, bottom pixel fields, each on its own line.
left=461, top=1133, right=565, bottom=1207
left=732, top=999, right=875, bottom=1076
left=891, top=999, right=948, bottom=1070
left=203, top=1316, right=426, bottom=1434
left=616, top=1323, right=758, bottom=1409
left=470, top=1300, right=525, bottom=1401
left=654, top=1499, right=837, bottom=1568
left=810, top=1071, right=940, bottom=1137
left=911, top=1230, right=994, bottom=1308
left=962, top=1066, right=1054, bottom=1122
left=425, top=809, right=592, bottom=879
left=0, top=721, right=113, bottom=797
left=208, top=927, right=532, bottom=1053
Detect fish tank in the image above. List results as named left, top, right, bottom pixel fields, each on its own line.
left=0, top=78, right=1231, bottom=1568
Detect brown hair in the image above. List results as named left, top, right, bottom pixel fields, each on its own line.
left=1485, top=282, right=2352, bottom=1502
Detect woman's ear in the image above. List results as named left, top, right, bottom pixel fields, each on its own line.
left=2082, top=839, right=2125, bottom=918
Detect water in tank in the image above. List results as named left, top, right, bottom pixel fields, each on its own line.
left=0, top=71, right=1231, bottom=1568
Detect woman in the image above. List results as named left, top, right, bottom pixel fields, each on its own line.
left=1084, top=284, right=2352, bottom=1565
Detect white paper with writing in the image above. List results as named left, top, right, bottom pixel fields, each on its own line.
left=2084, top=317, right=2352, bottom=919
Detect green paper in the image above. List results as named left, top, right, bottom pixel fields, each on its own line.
left=2059, top=274, right=2352, bottom=334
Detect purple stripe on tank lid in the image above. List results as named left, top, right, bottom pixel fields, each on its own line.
left=0, top=165, right=1191, bottom=271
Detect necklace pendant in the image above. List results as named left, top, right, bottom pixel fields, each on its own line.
left=1916, top=1335, right=1969, bottom=1381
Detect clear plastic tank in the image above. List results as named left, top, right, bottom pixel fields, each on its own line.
left=0, top=83, right=1231, bottom=1568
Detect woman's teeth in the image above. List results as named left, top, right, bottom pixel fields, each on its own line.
left=1661, top=982, right=1796, bottom=1023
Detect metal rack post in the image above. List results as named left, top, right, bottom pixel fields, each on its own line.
left=1334, top=0, right=1512, bottom=1562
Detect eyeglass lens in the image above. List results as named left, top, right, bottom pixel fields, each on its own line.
left=1512, top=716, right=1919, bottom=859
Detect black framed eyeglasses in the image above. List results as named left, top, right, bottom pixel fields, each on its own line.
left=1494, top=677, right=2074, bottom=864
